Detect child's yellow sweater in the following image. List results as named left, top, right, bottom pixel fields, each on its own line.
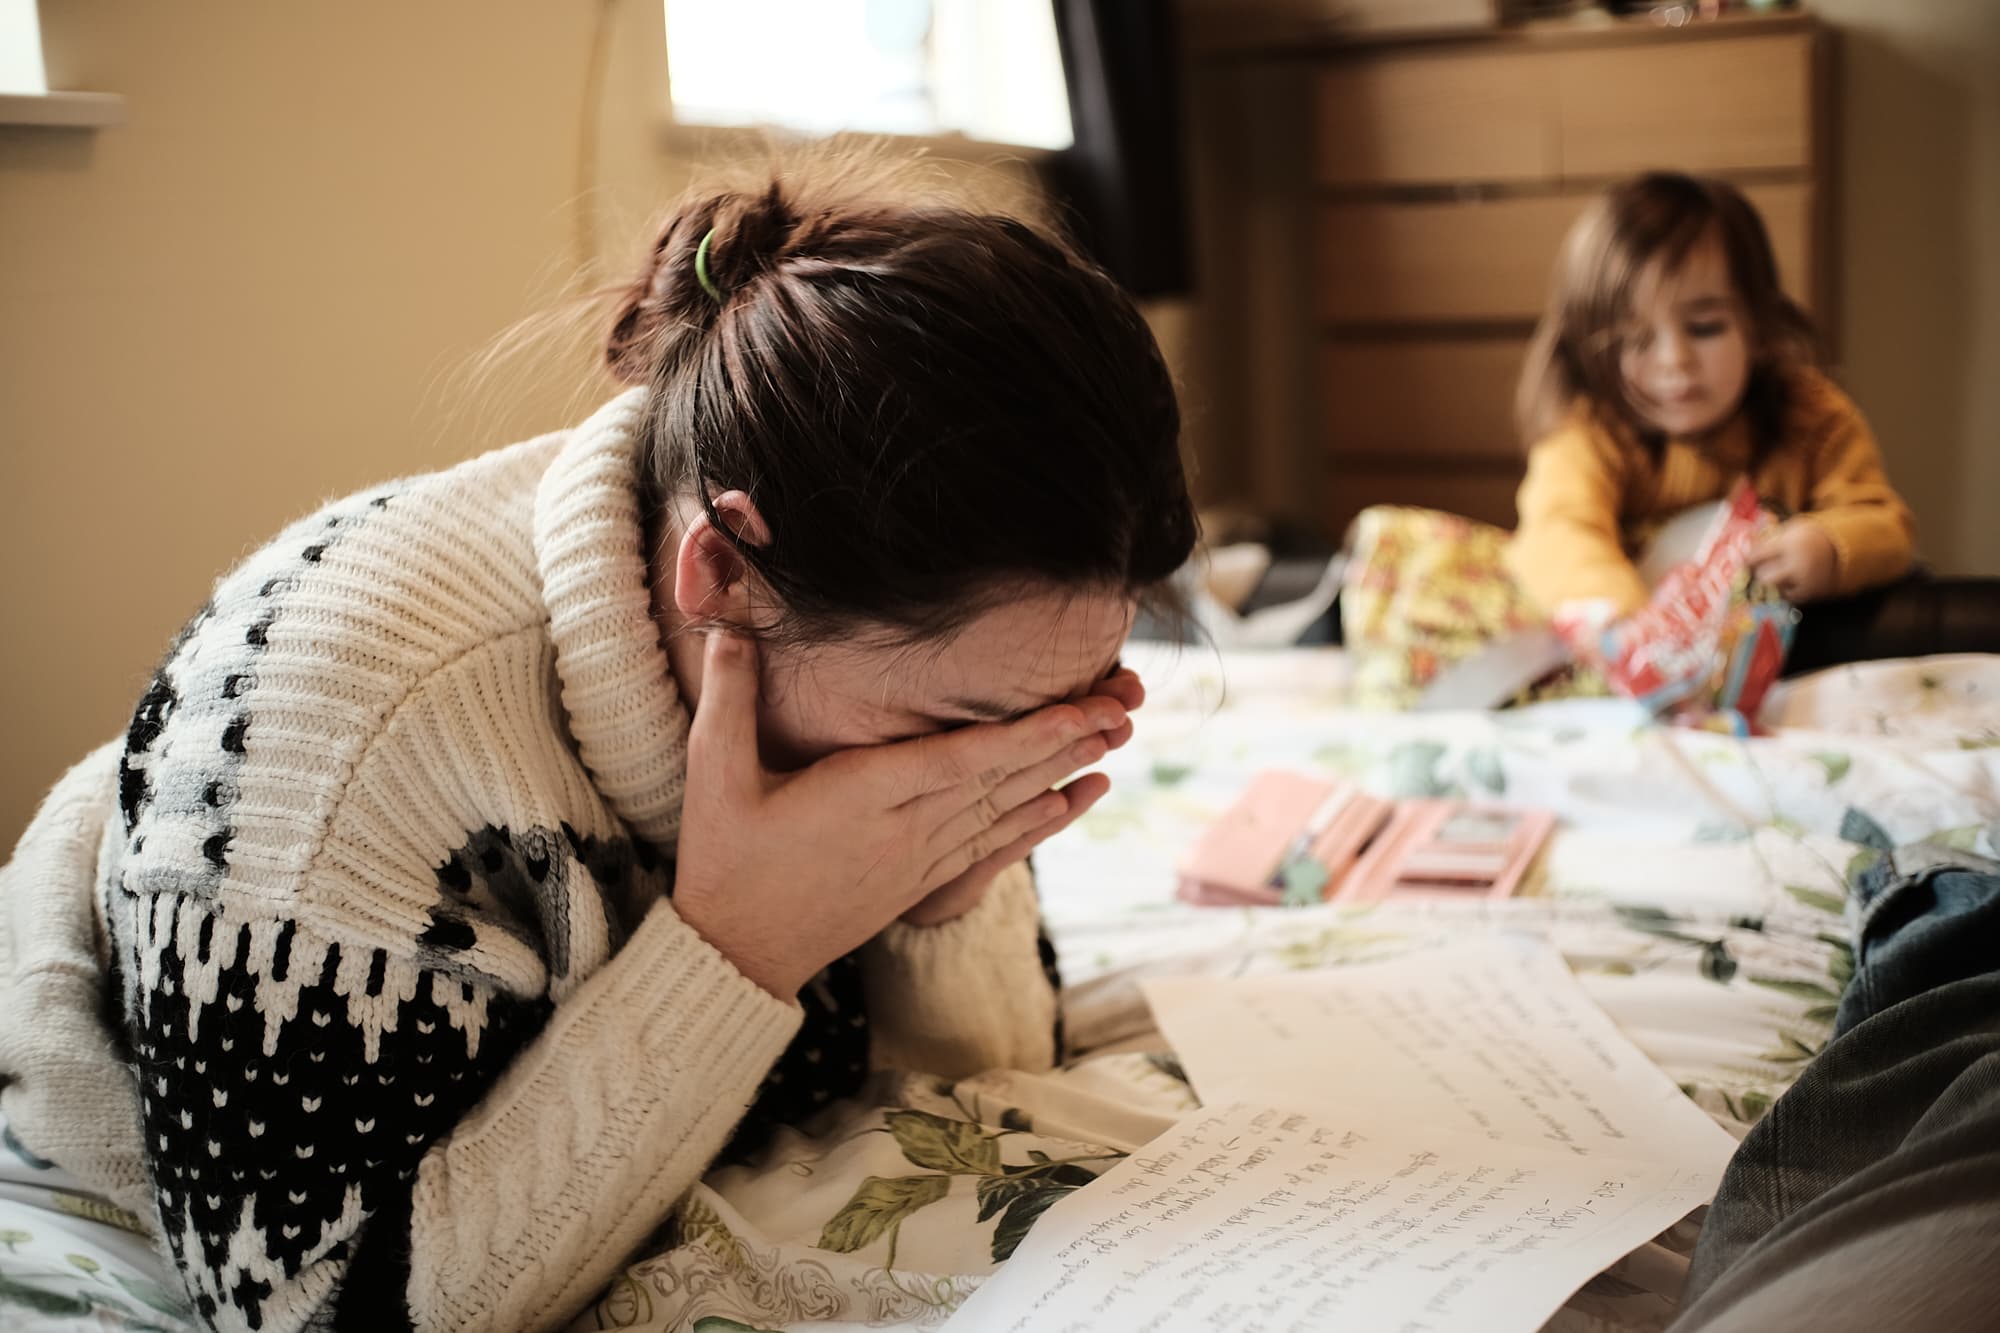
left=1506, top=367, right=1915, bottom=617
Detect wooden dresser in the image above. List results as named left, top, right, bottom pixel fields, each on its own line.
left=1183, top=10, right=1834, bottom=541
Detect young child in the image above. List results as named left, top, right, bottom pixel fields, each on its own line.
left=1507, top=171, right=1915, bottom=622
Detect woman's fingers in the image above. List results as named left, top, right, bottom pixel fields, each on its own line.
left=861, top=708, right=1073, bottom=806
left=939, top=773, right=1112, bottom=889
left=1093, top=667, right=1145, bottom=713
left=924, top=788, right=1069, bottom=888
left=1089, top=668, right=1142, bottom=749
left=925, top=731, right=1109, bottom=854
left=875, top=694, right=1127, bottom=807
left=686, top=632, right=766, bottom=800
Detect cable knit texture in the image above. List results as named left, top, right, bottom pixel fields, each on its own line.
left=0, top=389, right=1062, bottom=1333
left=864, top=864, right=1057, bottom=1079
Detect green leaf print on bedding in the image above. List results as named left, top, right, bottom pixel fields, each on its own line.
left=1759, top=1030, right=1825, bottom=1066
left=0, top=1269, right=185, bottom=1332
left=112, top=1270, right=194, bottom=1319
left=1839, top=809, right=1894, bottom=852
left=1698, top=940, right=1738, bottom=984
left=1719, top=1089, right=1774, bottom=1124
left=1615, top=909, right=1742, bottom=983
left=1825, top=936, right=1855, bottom=992
left=1386, top=741, right=1456, bottom=798
left=819, top=1110, right=1125, bottom=1270
left=2, top=1124, right=55, bottom=1171
left=0, top=1273, right=93, bottom=1317
left=818, top=1173, right=953, bottom=1263
left=51, top=1189, right=153, bottom=1237
left=677, top=1192, right=754, bottom=1277
left=986, top=1163, right=1099, bottom=1263
left=1783, top=884, right=1846, bottom=916
left=1464, top=747, right=1506, bottom=795
left=1810, top=752, right=1852, bottom=785
left=886, top=1110, right=1002, bottom=1175
left=1747, top=976, right=1843, bottom=1004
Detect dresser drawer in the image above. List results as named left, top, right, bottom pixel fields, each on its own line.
left=1316, top=180, right=1814, bottom=324
left=1316, top=49, right=1557, bottom=186
left=1317, top=193, right=1580, bottom=323
left=1557, top=32, right=1815, bottom=176
left=1320, top=336, right=1529, bottom=460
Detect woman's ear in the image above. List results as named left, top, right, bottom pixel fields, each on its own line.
left=672, top=490, right=774, bottom=627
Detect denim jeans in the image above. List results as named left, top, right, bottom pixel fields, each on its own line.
left=1670, top=864, right=2000, bottom=1331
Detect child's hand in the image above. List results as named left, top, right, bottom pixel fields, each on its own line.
left=1750, top=519, right=1839, bottom=603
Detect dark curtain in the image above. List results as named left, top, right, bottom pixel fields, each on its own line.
left=1045, top=0, right=1191, bottom=298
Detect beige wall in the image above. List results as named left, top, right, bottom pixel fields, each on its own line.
left=0, top=0, right=676, bottom=850
left=1811, top=0, right=1999, bottom=577
left=0, top=1, right=1073, bottom=852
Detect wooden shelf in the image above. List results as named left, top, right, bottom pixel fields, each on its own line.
left=0, top=91, right=125, bottom=128
left=1187, top=7, right=1813, bottom=63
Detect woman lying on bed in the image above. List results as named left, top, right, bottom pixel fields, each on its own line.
left=0, top=160, right=1196, bottom=1333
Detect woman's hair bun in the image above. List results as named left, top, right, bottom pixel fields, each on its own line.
left=605, top=181, right=805, bottom=384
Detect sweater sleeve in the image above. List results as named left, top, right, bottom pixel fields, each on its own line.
left=1791, top=387, right=1917, bottom=596
left=859, top=862, right=1060, bottom=1079
left=0, top=740, right=154, bottom=1223
left=126, top=880, right=801, bottom=1333
left=1506, top=427, right=1652, bottom=618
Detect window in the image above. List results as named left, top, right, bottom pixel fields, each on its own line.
left=663, top=0, right=1073, bottom=151
left=1, top=0, right=46, bottom=94
left=0, top=0, right=123, bottom=127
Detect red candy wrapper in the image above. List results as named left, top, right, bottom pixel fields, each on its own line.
left=1555, top=482, right=1799, bottom=729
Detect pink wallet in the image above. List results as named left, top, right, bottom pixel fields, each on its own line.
left=1175, top=771, right=1552, bottom=908
left=1176, top=771, right=1393, bottom=907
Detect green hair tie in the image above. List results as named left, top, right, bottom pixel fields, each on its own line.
left=694, top=228, right=723, bottom=303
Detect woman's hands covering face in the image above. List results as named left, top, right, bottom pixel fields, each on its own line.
left=895, top=664, right=1142, bottom=927
left=671, top=635, right=1135, bottom=998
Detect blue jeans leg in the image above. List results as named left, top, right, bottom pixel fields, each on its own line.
left=1671, top=869, right=2000, bottom=1331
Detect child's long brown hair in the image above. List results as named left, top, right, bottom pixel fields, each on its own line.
left=1515, top=172, right=1818, bottom=467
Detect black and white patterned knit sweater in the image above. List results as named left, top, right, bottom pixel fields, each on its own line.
left=0, top=389, right=1061, bottom=1333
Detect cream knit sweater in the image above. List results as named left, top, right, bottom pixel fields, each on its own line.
left=0, top=389, right=1060, bottom=1333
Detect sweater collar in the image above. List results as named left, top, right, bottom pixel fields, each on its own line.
left=533, top=388, right=690, bottom=845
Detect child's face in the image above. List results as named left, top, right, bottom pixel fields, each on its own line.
left=1617, top=233, right=1751, bottom=439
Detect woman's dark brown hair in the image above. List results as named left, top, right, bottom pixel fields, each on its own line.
left=1515, top=172, right=1818, bottom=465
left=607, top=159, right=1197, bottom=647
